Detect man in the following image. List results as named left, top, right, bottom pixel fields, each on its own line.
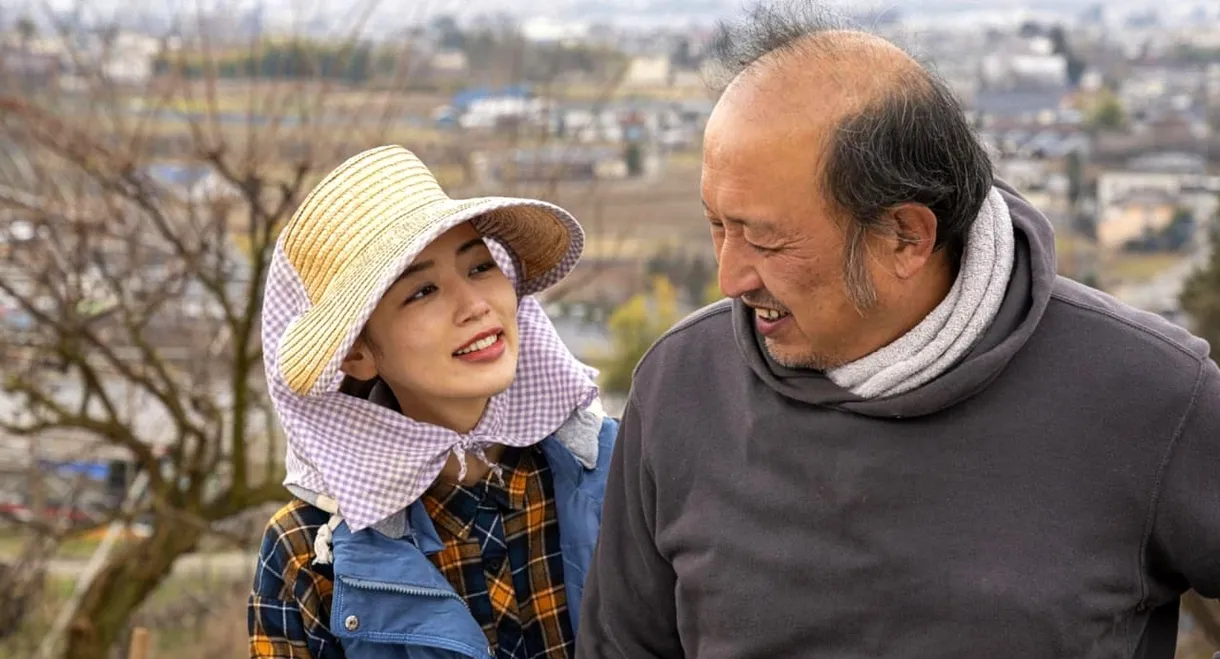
left=577, top=4, right=1220, bottom=659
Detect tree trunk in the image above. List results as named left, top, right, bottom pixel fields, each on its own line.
left=59, top=516, right=204, bottom=659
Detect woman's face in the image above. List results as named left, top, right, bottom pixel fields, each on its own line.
left=340, top=222, right=519, bottom=430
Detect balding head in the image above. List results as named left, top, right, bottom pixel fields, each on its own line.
left=729, top=29, right=926, bottom=108
left=714, top=28, right=935, bottom=166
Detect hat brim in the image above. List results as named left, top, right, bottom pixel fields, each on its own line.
left=276, top=196, right=583, bottom=397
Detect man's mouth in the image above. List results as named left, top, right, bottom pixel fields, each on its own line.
left=754, top=307, right=790, bottom=322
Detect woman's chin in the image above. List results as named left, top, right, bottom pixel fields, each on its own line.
left=461, top=362, right=518, bottom=399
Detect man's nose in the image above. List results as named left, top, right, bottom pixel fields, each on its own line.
left=716, top=237, right=763, bottom=299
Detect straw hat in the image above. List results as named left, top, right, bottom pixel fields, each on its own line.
left=273, top=144, right=584, bottom=397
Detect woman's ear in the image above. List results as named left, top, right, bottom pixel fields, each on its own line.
left=340, top=338, right=379, bottom=381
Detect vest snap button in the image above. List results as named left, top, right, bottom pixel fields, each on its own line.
left=344, top=615, right=359, bottom=631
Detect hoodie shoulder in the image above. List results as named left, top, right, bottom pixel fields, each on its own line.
left=631, top=298, right=736, bottom=384
left=1049, top=276, right=1210, bottom=364
left=662, top=298, right=734, bottom=341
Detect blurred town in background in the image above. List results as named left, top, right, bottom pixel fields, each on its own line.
left=1, top=0, right=1219, bottom=657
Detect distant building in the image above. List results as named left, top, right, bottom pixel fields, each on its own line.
left=0, top=48, right=62, bottom=89
left=1119, top=64, right=1209, bottom=118
left=428, top=49, right=469, bottom=78
left=1126, top=152, right=1208, bottom=174
left=544, top=99, right=712, bottom=148
left=473, top=145, right=654, bottom=184
left=442, top=85, right=549, bottom=131
left=981, top=126, right=1091, bottom=160
left=1097, top=169, right=1220, bottom=211
left=520, top=17, right=590, bottom=45
left=1092, top=125, right=1220, bottom=167
left=971, top=90, right=1070, bottom=127
left=145, top=162, right=239, bottom=203
left=995, top=158, right=1073, bottom=228
left=1078, top=68, right=1105, bottom=92
left=1098, top=189, right=1178, bottom=249
left=1095, top=168, right=1220, bottom=249
left=980, top=36, right=1069, bottom=91
left=623, top=55, right=671, bottom=87
left=100, top=32, right=161, bottom=85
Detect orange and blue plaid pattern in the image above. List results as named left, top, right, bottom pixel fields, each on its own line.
left=247, top=446, right=572, bottom=659
left=248, top=499, right=341, bottom=659
left=421, top=445, right=575, bottom=658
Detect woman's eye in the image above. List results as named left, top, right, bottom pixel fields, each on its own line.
left=406, top=284, right=437, bottom=303
left=470, top=260, right=499, bottom=276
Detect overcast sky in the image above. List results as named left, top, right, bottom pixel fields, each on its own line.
left=24, top=0, right=1191, bottom=33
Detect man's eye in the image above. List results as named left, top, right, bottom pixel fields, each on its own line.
left=748, top=242, right=780, bottom=254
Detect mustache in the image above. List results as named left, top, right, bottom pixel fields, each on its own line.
left=741, top=291, right=788, bottom=313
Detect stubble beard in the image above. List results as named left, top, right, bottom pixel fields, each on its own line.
left=761, top=337, right=851, bottom=372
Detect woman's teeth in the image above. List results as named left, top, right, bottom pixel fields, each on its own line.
left=456, top=334, right=499, bottom=355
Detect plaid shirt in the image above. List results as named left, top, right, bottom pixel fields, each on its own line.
left=421, top=445, right=575, bottom=658
left=248, top=446, right=574, bottom=659
left=248, top=499, right=341, bottom=659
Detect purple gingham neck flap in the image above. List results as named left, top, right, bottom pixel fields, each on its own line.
left=263, top=241, right=599, bottom=531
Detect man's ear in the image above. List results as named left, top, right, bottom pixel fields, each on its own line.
left=878, top=203, right=938, bottom=280
left=340, top=338, right=378, bottom=381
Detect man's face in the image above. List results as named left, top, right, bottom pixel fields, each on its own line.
left=701, top=88, right=887, bottom=371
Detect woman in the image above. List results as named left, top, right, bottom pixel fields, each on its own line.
left=248, top=145, right=616, bottom=659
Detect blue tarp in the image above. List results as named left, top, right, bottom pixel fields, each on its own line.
left=450, top=84, right=533, bottom=111
left=38, top=460, right=110, bottom=481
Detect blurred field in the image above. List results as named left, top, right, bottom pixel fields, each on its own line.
left=1102, top=251, right=1186, bottom=284
left=0, top=567, right=251, bottom=659
left=0, top=528, right=124, bottom=562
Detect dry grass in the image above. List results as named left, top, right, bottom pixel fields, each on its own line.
left=131, top=83, right=452, bottom=118
left=1100, top=251, right=1185, bottom=284
left=555, top=83, right=712, bottom=102
left=0, top=527, right=137, bottom=562
left=138, top=579, right=251, bottom=659
left=494, top=159, right=706, bottom=246
left=0, top=571, right=252, bottom=659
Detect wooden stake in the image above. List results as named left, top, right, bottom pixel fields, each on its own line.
left=126, top=627, right=151, bottom=659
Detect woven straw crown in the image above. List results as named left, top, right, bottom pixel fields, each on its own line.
left=273, top=145, right=583, bottom=396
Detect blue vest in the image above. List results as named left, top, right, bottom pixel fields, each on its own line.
left=327, top=417, right=617, bottom=658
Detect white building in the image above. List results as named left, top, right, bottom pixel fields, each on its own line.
left=980, top=37, right=1068, bottom=91
left=623, top=55, right=671, bottom=87
left=460, top=95, right=550, bottom=130
left=100, top=33, right=162, bottom=85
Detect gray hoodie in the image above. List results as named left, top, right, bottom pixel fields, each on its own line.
left=577, top=183, right=1220, bottom=659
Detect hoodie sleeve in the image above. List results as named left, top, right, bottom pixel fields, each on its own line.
left=577, top=391, right=685, bottom=658
left=1147, top=357, right=1220, bottom=599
